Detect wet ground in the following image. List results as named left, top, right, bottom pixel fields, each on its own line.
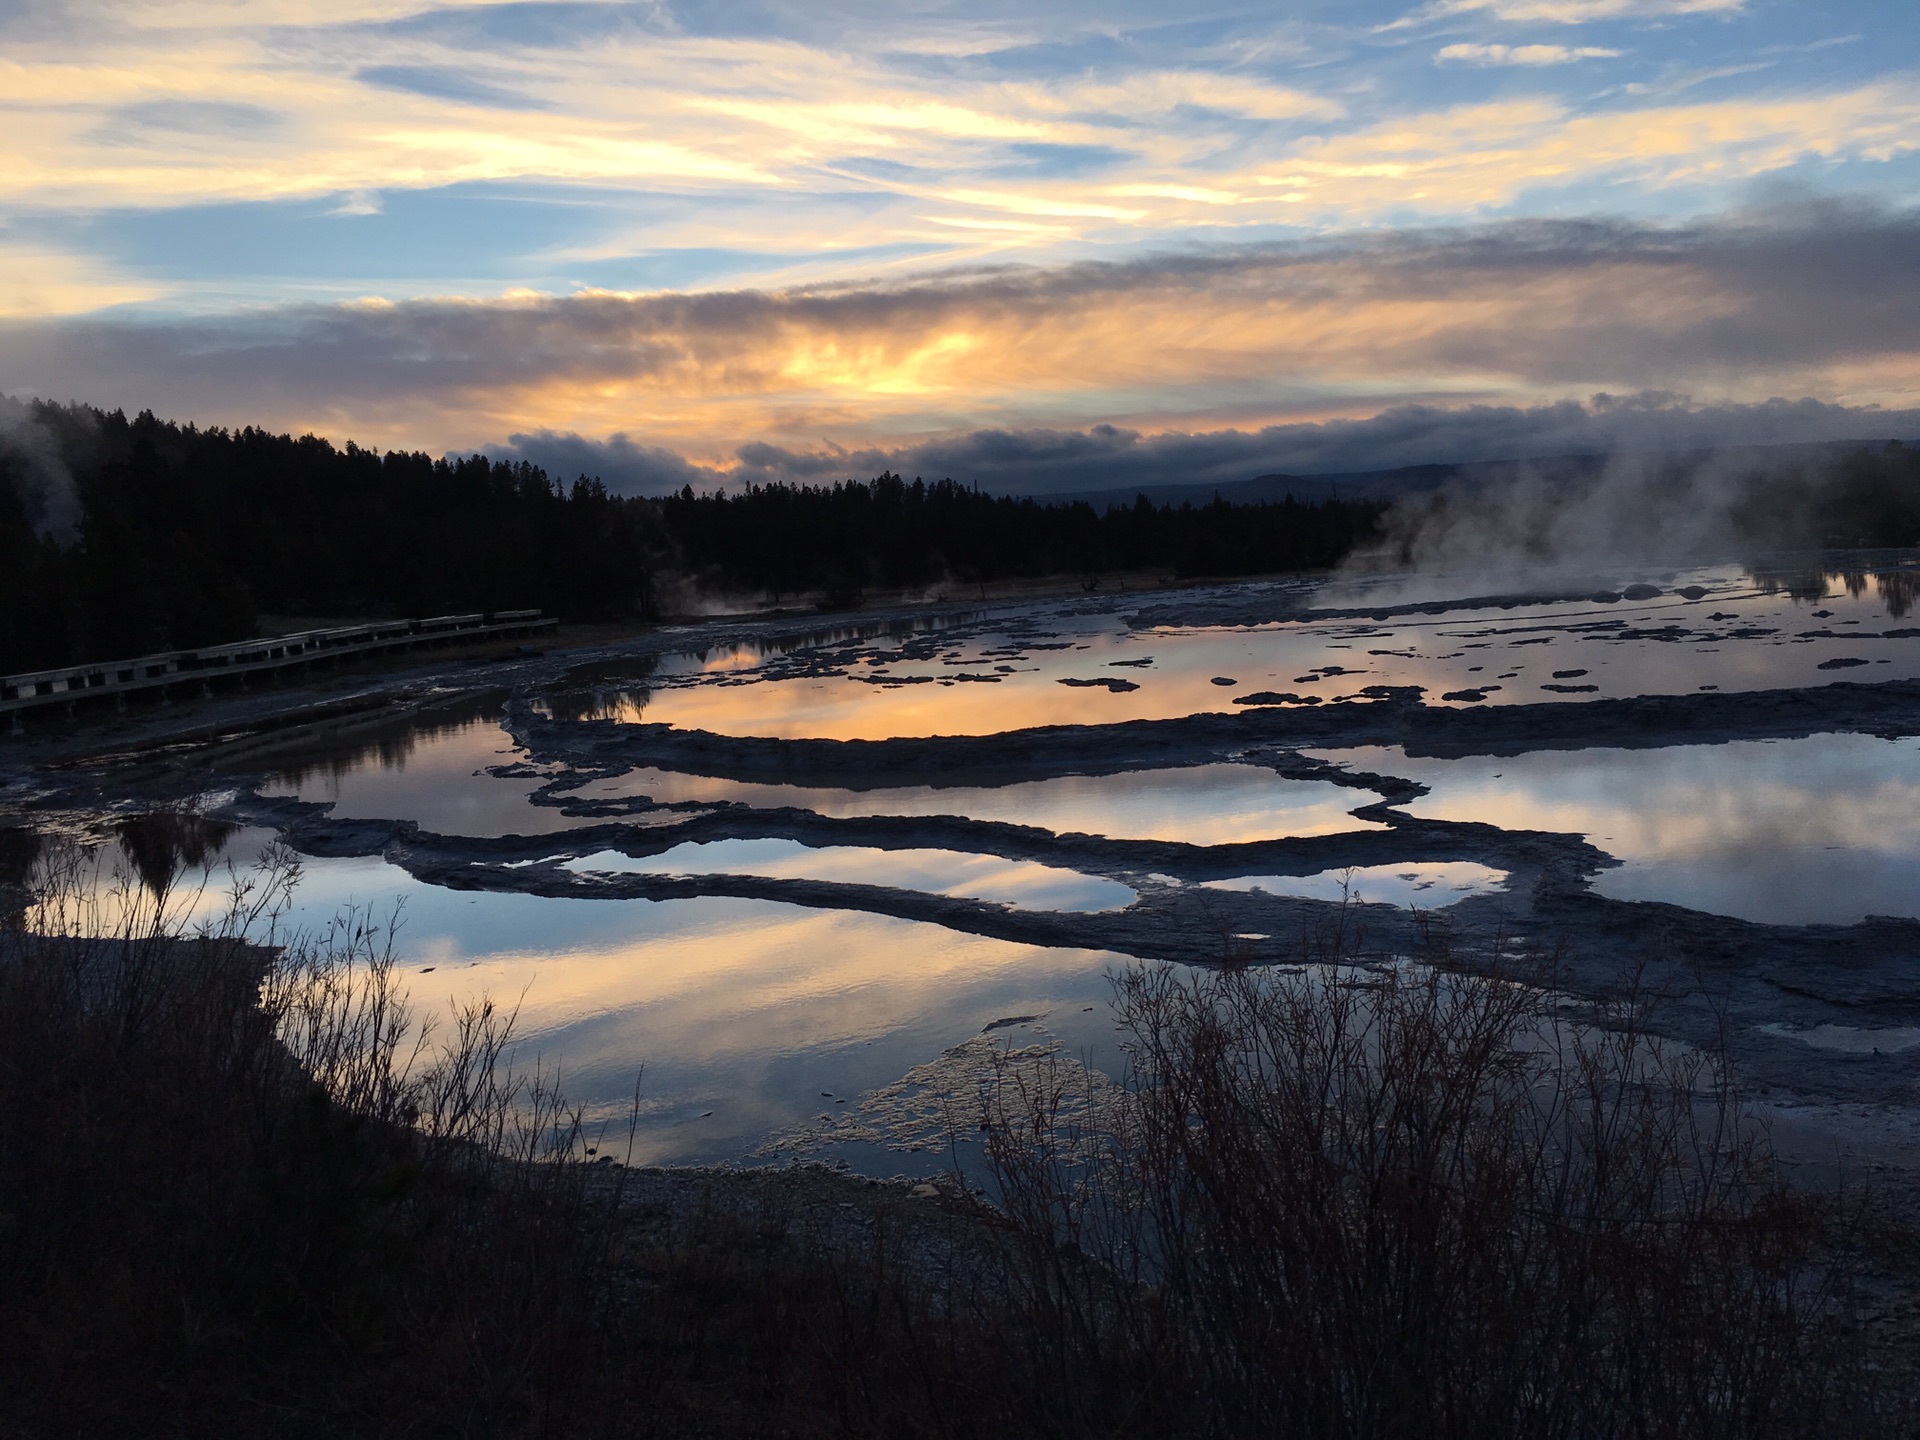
left=7, top=553, right=1920, bottom=1183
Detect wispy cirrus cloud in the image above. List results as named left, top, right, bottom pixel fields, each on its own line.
left=1436, top=43, right=1622, bottom=66
left=1, top=0, right=1910, bottom=308
left=4, top=49, right=1915, bottom=301
left=1384, top=0, right=1743, bottom=28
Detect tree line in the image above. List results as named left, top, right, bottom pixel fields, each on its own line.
left=655, top=472, right=1387, bottom=604
left=0, top=401, right=1387, bottom=674
left=1, top=403, right=654, bottom=674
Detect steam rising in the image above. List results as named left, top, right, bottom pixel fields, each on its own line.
left=1345, top=441, right=1918, bottom=597
left=0, top=394, right=79, bottom=541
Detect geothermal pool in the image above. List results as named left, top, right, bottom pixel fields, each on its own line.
left=18, top=555, right=1920, bottom=1170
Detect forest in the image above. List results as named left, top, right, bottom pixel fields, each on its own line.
left=653, top=471, right=1386, bottom=605
left=0, top=403, right=652, bottom=675
left=0, top=401, right=1386, bottom=675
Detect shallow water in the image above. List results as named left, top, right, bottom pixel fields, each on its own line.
left=571, top=762, right=1387, bottom=844
left=621, top=565, right=1920, bottom=741
left=258, top=718, right=594, bottom=836
left=258, top=726, right=1390, bottom=846
left=77, top=831, right=1138, bottom=1168
left=1314, top=734, right=1920, bottom=926
left=564, top=838, right=1137, bottom=913
left=1203, top=861, right=1511, bottom=909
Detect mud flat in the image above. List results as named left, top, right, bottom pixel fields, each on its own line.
left=6, top=559, right=1920, bottom=1191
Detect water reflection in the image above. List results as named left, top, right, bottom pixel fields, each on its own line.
left=1749, top=561, right=1920, bottom=619
left=529, top=687, right=652, bottom=724
left=628, top=563, right=1920, bottom=741
left=0, top=826, right=42, bottom=923
left=115, top=812, right=239, bottom=897
left=145, top=842, right=1131, bottom=1166
left=572, top=763, right=1386, bottom=844
left=1204, top=861, right=1509, bottom=908
left=1318, top=735, right=1920, bottom=926
left=564, top=839, right=1137, bottom=913
left=256, top=695, right=509, bottom=790
left=259, top=718, right=599, bottom=837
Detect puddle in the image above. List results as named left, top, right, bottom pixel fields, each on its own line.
left=1317, top=734, right=1920, bottom=926
left=1203, top=860, right=1509, bottom=908
left=563, top=839, right=1136, bottom=913
left=572, top=763, right=1386, bottom=844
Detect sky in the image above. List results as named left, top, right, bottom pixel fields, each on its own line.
left=3, top=0, right=1919, bottom=493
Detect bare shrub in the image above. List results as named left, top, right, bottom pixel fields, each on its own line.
left=976, top=955, right=1875, bottom=1440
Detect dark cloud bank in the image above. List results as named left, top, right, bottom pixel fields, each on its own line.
left=3, top=201, right=1919, bottom=498
left=495, top=395, right=1920, bottom=499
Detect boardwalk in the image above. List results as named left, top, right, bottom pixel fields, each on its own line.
left=3, top=610, right=556, bottom=728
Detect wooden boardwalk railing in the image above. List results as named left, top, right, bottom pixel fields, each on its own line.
left=3, top=610, right=556, bottom=729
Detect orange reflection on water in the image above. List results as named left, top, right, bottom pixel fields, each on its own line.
left=577, top=763, right=1386, bottom=844
left=564, top=839, right=1136, bottom=912
left=270, top=868, right=1139, bottom=1166
left=636, top=574, right=1920, bottom=741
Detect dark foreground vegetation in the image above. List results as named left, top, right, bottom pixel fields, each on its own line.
left=0, top=400, right=1385, bottom=674
left=3, top=830, right=1913, bottom=1439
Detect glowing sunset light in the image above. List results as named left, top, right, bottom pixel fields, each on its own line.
left=0, top=0, right=1915, bottom=490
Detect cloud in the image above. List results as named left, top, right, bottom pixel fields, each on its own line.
left=1388, top=0, right=1742, bottom=27
left=3, top=203, right=1919, bottom=460
left=3, top=1, right=1911, bottom=269
left=355, top=64, right=552, bottom=112
left=500, top=428, right=722, bottom=492
left=1435, top=44, right=1622, bottom=66
left=90, top=99, right=285, bottom=147
left=0, top=241, right=161, bottom=316
left=490, top=396, right=1920, bottom=498
left=1257, top=86, right=1920, bottom=216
